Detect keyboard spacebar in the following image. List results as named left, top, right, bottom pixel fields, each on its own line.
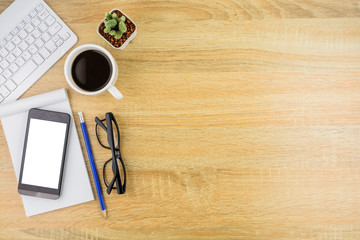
left=13, top=60, right=37, bottom=85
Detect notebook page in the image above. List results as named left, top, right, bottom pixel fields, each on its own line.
left=0, top=89, right=94, bottom=216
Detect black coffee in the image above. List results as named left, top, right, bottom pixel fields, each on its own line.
left=71, top=50, right=112, bottom=92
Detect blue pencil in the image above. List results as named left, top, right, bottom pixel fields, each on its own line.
left=78, top=112, right=107, bottom=219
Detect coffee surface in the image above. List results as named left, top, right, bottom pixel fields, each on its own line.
left=71, top=50, right=112, bottom=92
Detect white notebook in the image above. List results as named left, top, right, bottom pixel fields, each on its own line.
left=0, top=88, right=94, bottom=216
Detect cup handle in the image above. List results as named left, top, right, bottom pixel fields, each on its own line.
left=108, top=85, right=123, bottom=100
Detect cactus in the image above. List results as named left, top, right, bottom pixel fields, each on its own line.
left=103, top=12, right=127, bottom=39
left=114, top=31, right=122, bottom=39
left=105, top=13, right=112, bottom=20
left=105, top=19, right=117, bottom=28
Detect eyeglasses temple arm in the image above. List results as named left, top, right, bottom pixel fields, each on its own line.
left=95, top=117, right=108, bottom=131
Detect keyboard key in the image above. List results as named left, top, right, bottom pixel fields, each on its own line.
left=61, top=32, right=70, bottom=40
left=25, top=24, right=35, bottom=33
left=3, top=69, right=12, bottom=78
left=31, top=17, right=41, bottom=26
left=12, top=27, right=19, bottom=34
left=6, top=53, right=16, bottom=63
left=45, top=16, right=55, bottom=26
left=52, top=35, right=60, bottom=42
left=22, top=51, right=31, bottom=60
left=18, top=29, right=28, bottom=39
left=18, top=21, right=25, bottom=29
left=12, top=36, right=21, bottom=45
left=13, top=48, right=22, bottom=57
left=29, top=45, right=38, bottom=54
left=35, top=38, right=44, bottom=48
left=39, top=48, right=50, bottom=59
left=19, top=42, right=29, bottom=51
left=45, top=41, right=57, bottom=52
left=5, top=80, right=16, bottom=91
left=0, top=48, right=9, bottom=58
left=0, top=76, right=5, bottom=84
left=12, top=60, right=37, bottom=85
left=24, top=15, right=31, bottom=23
left=0, top=39, right=6, bottom=46
left=25, top=35, right=35, bottom=44
left=6, top=33, right=13, bottom=40
left=48, top=22, right=61, bottom=35
left=5, top=42, right=15, bottom=51
left=0, top=85, right=10, bottom=98
left=56, top=39, right=63, bottom=47
left=41, top=32, right=51, bottom=42
left=33, top=53, right=44, bottom=65
left=0, top=60, right=9, bottom=68
left=9, top=63, right=19, bottom=73
left=39, top=22, right=48, bottom=32
left=36, top=4, right=43, bottom=11
left=39, top=10, right=49, bottom=20
left=30, top=9, right=37, bottom=17
left=15, top=57, right=25, bottom=67
left=32, top=29, right=41, bottom=38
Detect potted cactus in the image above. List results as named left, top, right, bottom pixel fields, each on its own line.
left=97, top=9, right=137, bottom=49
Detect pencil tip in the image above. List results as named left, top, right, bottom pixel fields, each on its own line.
left=103, top=210, right=107, bottom=219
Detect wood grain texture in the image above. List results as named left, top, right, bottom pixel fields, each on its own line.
left=1, top=0, right=360, bottom=239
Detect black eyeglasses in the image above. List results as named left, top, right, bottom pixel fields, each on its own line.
left=95, top=112, right=126, bottom=195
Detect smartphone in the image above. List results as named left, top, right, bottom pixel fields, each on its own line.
left=18, top=108, right=70, bottom=199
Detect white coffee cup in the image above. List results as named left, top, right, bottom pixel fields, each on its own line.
left=64, top=44, right=123, bottom=100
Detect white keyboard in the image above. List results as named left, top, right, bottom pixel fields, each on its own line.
left=0, top=0, right=77, bottom=104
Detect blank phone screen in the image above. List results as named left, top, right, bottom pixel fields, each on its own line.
left=21, top=118, right=67, bottom=189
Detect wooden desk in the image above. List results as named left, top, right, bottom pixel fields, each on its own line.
left=1, top=0, right=360, bottom=239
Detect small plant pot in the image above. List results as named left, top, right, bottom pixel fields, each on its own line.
left=97, top=9, right=137, bottom=49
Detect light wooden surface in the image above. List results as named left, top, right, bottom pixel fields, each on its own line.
left=1, top=0, right=360, bottom=239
